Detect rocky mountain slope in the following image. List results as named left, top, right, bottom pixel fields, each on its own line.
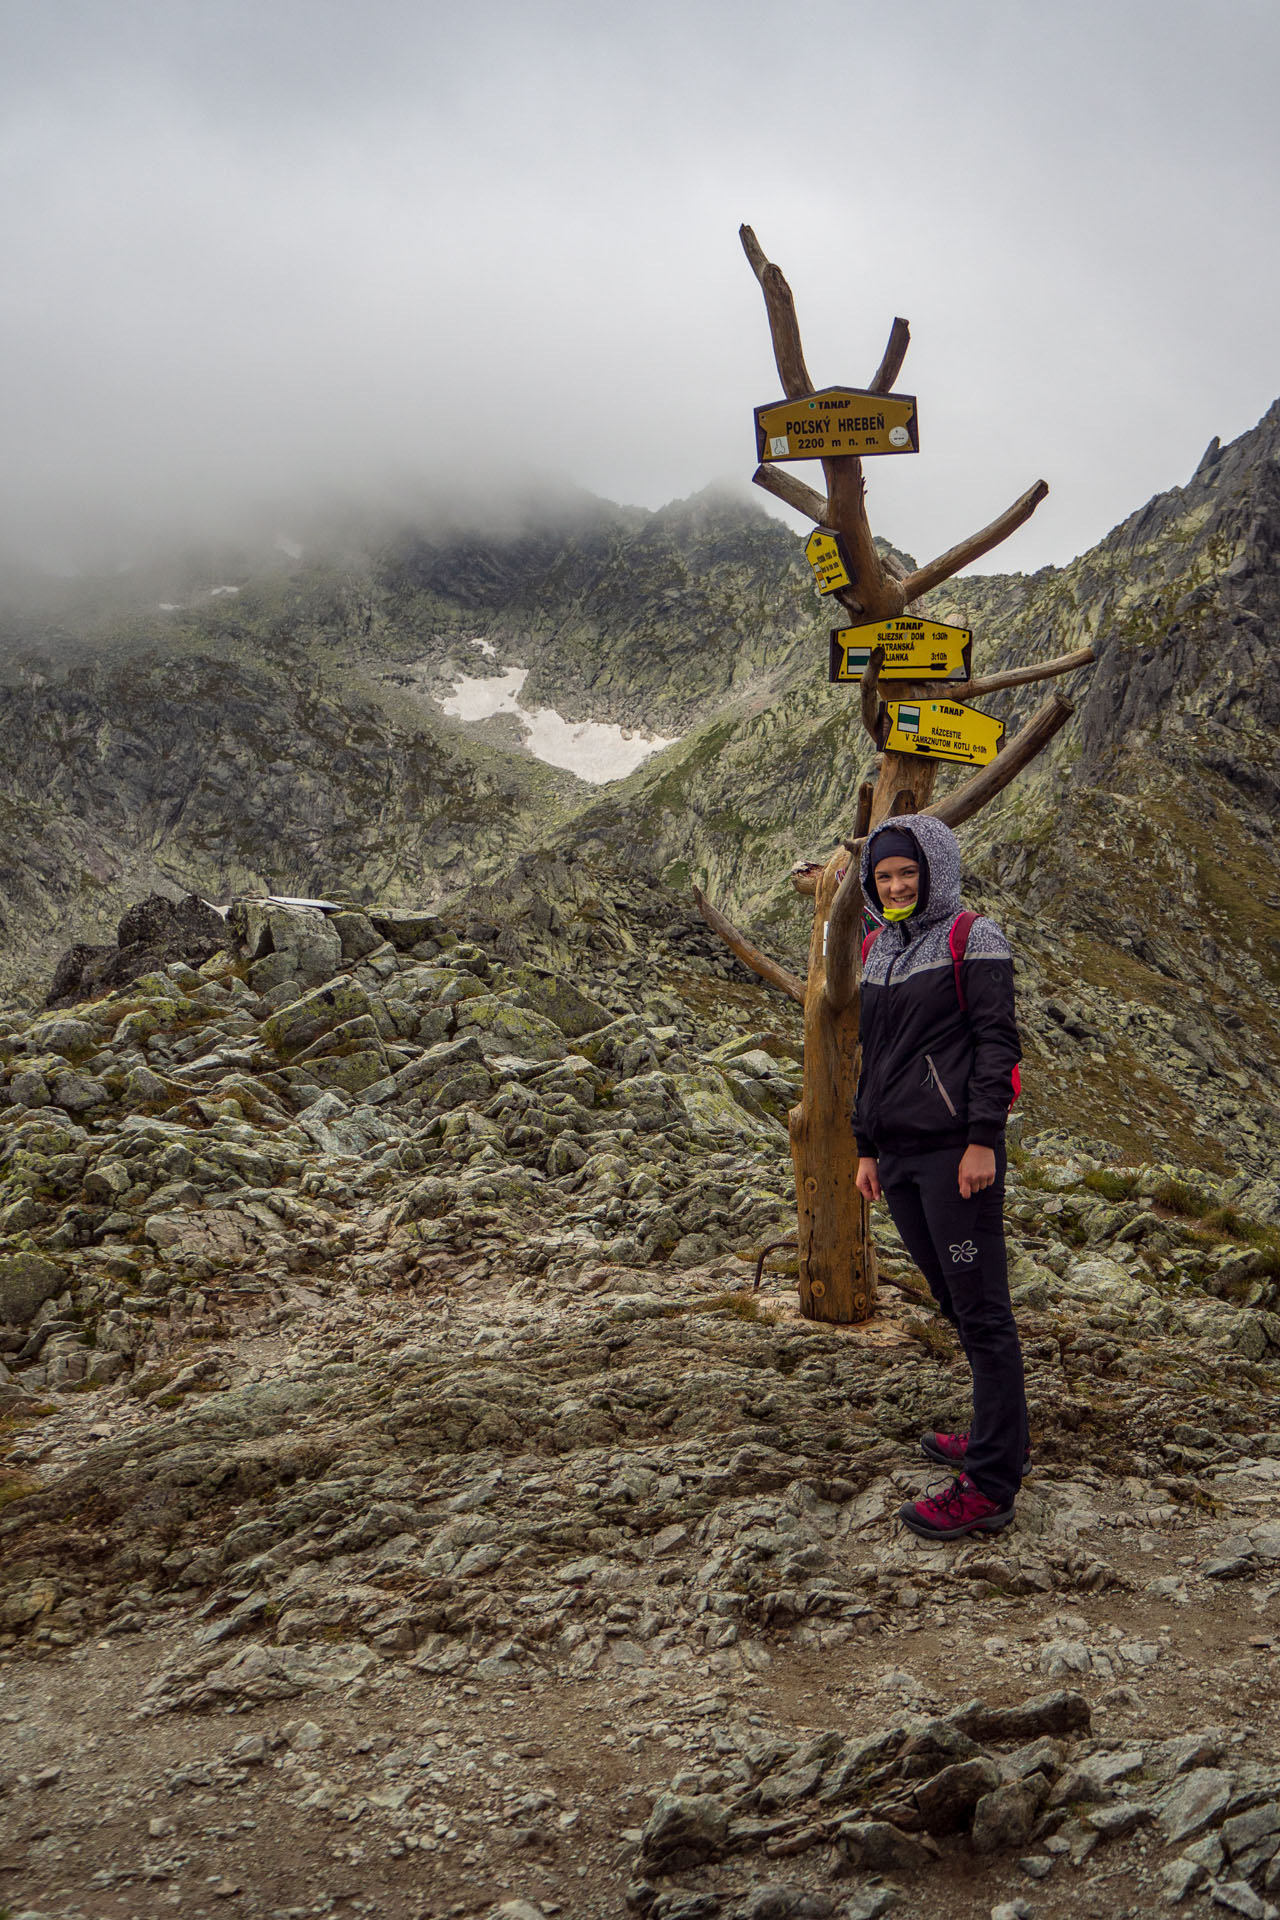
left=553, top=402, right=1280, bottom=1181
left=2, top=404, right=1280, bottom=1919
left=5, top=398, right=1276, bottom=1069
left=4, top=890, right=1280, bottom=1919
left=0, top=565, right=570, bottom=1005
left=0, top=482, right=823, bottom=1003
left=556, top=407, right=1280, bottom=925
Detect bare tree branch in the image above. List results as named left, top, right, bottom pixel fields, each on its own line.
left=824, top=857, right=864, bottom=1015
left=694, top=886, right=806, bottom=1006
left=859, top=645, right=885, bottom=743
left=902, top=480, right=1050, bottom=602
left=826, top=461, right=904, bottom=621
left=869, top=317, right=910, bottom=394
left=738, top=223, right=770, bottom=281
left=739, top=225, right=814, bottom=399
left=853, top=781, right=874, bottom=841
left=742, top=225, right=904, bottom=620
left=924, top=692, right=1075, bottom=829
left=949, top=645, right=1095, bottom=701
left=875, top=646, right=1096, bottom=709
left=752, top=465, right=828, bottom=522
left=791, top=863, right=822, bottom=896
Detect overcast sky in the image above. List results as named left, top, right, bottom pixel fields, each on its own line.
left=1, top=0, right=1277, bottom=574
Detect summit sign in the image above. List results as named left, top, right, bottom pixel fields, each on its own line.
left=755, top=387, right=919, bottom=463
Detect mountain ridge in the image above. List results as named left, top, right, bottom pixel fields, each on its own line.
left=3, top=415, right=1280, bottom=1920
left=0, top=406, right=1277, bottom=1197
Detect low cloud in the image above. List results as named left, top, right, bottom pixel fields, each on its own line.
left=2, top=0, right=1277, bottom=576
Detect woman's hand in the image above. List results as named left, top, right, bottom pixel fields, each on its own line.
left=958, top=1144, right=997, bottom=1198
left=855, top=1156, right=882, bottom=1202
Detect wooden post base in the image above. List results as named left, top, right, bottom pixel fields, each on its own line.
left=789, top=846, right=876, bottom=1322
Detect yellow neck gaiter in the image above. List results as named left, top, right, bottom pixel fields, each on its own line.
left=883, top=902, right=917, bottom=923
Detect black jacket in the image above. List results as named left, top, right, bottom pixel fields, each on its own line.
left=853, top=815, right=1021, bottom=1157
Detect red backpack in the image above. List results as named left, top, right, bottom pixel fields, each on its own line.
left=860, top=909, right=1022, bottom=1105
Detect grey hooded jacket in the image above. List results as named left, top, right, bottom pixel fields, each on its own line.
left=853, top=815, right=1021, bottom=1156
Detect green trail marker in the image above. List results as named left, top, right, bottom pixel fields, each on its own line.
left=829, top=617, right=972, bottom=684
left=884, top=698, right=1005, bottom=767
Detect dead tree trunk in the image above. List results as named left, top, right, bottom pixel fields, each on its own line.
left=784, top=791, right=876, bottom=1320
left=696, top=228, right=1095, bottom=1325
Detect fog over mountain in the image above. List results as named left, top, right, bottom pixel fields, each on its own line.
left=5, top=19, right=1280, bottom=1909
left=2, top=0, right=1278, bottom=575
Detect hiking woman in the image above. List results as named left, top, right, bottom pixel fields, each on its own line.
left=853, top=814, right=1029, bottom=1539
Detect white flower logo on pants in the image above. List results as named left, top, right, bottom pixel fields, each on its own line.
left=948, top=1239, right=978, bottom=1266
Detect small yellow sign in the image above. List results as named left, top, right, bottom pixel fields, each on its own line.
left=829, top=618, right=972, bottom=684
left=756, top=387, right=919, bottom=462
left=805, top=528, right=851, bottom=595
left=884, top=699, right=1005, bottom=767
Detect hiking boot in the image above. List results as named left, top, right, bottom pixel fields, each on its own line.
left=920, top=1429, right=968, bottom=1468
left=920, top=1429, right=1033, bottom=1474
left=898, top=1474, right=1015, bottom=1540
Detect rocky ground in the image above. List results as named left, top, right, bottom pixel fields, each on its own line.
left=3, top=893, right=1280, bottom=1920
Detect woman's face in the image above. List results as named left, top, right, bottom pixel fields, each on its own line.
left=873, top=856, right=920, bottom=910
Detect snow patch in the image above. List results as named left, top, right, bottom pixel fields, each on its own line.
left=438, top=665, right=676, bottom=785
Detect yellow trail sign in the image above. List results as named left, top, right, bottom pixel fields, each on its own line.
left=805, top=528, right=852, bottom=595
left=884, top=699, right=1005, bottom=767
left=756, top=387, right=918, bottom=462
left=829, top=618, right=971, bottom=684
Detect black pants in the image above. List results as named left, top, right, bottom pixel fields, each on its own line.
left=877, top=1140, right=1028, bottom=1508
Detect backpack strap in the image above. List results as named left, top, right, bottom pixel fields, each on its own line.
left=948, top=910, right=981, bottom=1010
left=860, top=926, right=882, bottom=966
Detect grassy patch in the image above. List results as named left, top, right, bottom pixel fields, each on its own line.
left=880, top=1265, right=930, bottom=1302
left=128, top=1364, right=180, bottom=1399
left=1074, top=933, right=1175, bottom=1002
left=1083, top=1168, right=1141, bottom=1202
left=1011, top=1157, right=1062, bottom=1193
left=1151, top=1177, right=1214, bottom=1219
left=1182, top=1208, right=1280, bottom=1286
left=0, top=1404, right=58, bottom=1446
left=904, top=1314, right=954, bottom=1360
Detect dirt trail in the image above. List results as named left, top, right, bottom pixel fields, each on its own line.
left=5, top=1246, right=1280, bottom=1920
